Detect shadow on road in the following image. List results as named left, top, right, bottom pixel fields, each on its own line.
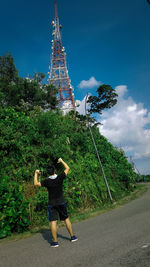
left=40, top=229, right=70, bottom=244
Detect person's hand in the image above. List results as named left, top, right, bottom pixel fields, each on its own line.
left=57, top=158, right=62, bottom=163
left=35, top=170, right=41, bottom=174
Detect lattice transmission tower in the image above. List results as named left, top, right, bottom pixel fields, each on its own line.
left=48, top=1, right=75, bottom=114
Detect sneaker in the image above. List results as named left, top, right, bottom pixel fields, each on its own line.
left=70, top=235, right=78, bottom=242
left=51, top=241, right=59, bottom=247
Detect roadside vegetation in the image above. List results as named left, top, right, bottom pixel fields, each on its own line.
left=0, top=54, right=141, bottom=239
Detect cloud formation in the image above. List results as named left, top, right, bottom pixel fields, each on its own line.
left=99, top=85, right=150, bottom=160
left=76, top=95, right=90, bottom=115
left=78, top=76, right=101, bottom=89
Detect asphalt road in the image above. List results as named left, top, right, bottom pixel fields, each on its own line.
left=1, top=186, right=150, bottom=267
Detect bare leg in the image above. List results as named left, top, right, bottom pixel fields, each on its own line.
left=64, top=218, right=74, bottom=237
left=50, top=221, right=58, bottom=242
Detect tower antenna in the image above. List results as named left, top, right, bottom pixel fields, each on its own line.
left=54, top=0, right=58, bottom=19
left=48, top=1, right=75, bottom=114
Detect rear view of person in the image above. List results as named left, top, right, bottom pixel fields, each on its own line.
left=34, top=158, right=78, bottom=247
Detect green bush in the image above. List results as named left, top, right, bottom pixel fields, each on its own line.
left=0, top=176, right=30, bottom=239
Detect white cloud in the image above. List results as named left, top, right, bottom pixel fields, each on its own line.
left=76, top=95, right=90, bottom=115
left=78, top=76, right=101, bottom=89
left=99, top=85, right=150, bottom=163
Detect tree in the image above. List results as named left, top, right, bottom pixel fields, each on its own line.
left=0, top=53, right=18, bottom=83
left=0, top=53, right=19, bottom=107
left=87, top=84, right=118, bottom=114
left=0, top=54, right=58, bottom=112
left=14, top=75, right=58, bottom=112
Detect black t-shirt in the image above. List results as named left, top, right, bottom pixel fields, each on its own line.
left=41, top=171, right=66, bottom=206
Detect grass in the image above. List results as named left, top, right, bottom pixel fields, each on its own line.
left=0, top=183, right=149, bottom=244
left=70, top=183, right=148, bottom=223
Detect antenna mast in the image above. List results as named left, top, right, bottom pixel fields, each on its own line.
left=54, top=0, right=58, bottom=18
left=48, top=1, right=75, bottom=114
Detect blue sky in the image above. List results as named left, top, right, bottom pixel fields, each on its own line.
left=1, top=0, right=150, bottom=174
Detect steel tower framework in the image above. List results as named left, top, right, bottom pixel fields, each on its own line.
left=48, top=1, right=75, bottom=114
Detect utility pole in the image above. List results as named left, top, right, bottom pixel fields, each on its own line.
left=129, top=156, right=142, bottom=177
left=85, top=94, right=113, bottom=203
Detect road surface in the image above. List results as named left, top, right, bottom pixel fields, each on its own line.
left=0, top=185, right=150, bottom=266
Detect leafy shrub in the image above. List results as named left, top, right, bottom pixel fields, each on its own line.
left=0, top=176, right=30, bottom=239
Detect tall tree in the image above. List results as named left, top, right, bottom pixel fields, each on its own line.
left=87, top=84, right=118, bottom=114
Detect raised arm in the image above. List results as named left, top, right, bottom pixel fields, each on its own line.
left=34, top=170, right=41, bottom=187
left=57, top=158, right=70, bottom=175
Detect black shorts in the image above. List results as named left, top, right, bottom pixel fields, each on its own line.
left=48, top=203, right=69, bottom=221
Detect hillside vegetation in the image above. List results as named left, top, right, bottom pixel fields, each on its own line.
left=0, top=54, right=139, bottom=239
left=0, top=107, right=139, bottom=238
